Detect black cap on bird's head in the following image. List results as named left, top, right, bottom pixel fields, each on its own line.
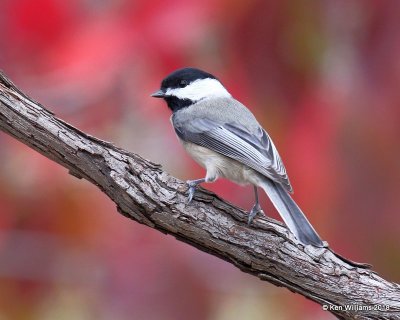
left=151, top=67, right=230, bottom=112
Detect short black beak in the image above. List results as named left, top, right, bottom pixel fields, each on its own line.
left=151, top=89, right=166, bottom=98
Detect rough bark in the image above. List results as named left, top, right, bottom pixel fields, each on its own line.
left=0, top=71, right=399, bottom=320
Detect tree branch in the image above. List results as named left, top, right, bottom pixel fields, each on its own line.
left=0, top=71, right=399, bottom=320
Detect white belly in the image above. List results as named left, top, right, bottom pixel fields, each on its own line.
left=181, top=141, right=260, bottom=185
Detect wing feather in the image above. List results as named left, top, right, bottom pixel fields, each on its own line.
left=173, top=117, right=293, bottom=192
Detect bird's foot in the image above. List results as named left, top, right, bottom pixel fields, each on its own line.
left=186, top=179, right=203, bottom=204
left=248, top=203, right=264, bottom=225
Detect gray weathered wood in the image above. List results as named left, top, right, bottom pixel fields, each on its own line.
left=0, top=71, right=399, bottom=319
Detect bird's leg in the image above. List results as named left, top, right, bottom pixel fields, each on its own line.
left=186, top=178, right=206, bottom=203
left=248, top=186, right=264, bottom=225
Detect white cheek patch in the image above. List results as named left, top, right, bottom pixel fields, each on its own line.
left=166, top=78, right=231, bottom=101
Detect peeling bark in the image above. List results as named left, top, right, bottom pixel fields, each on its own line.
left=0, top=71, right=399, bottom=319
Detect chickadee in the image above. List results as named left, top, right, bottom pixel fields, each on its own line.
left=152, top=67, right=324, bottom=247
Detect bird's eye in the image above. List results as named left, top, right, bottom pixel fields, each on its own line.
left=179, top=80, right=188, bottom=88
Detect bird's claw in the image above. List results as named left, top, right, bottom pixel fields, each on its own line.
left=187, top=186, right=196, bottom=204
left=248, top=203, right=264, bottom=225
left=186, top=180, right=198, bottom=204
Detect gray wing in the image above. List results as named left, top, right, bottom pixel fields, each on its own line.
left=173, top=117, right=293, bottom=192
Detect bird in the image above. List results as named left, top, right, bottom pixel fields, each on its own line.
left=151, top=67, right=324, bottom=247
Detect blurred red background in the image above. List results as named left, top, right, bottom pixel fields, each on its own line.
left=1, top=0, right=399, bottom=319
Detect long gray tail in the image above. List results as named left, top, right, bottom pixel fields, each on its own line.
left=259, top=178, right=324, bottom=247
